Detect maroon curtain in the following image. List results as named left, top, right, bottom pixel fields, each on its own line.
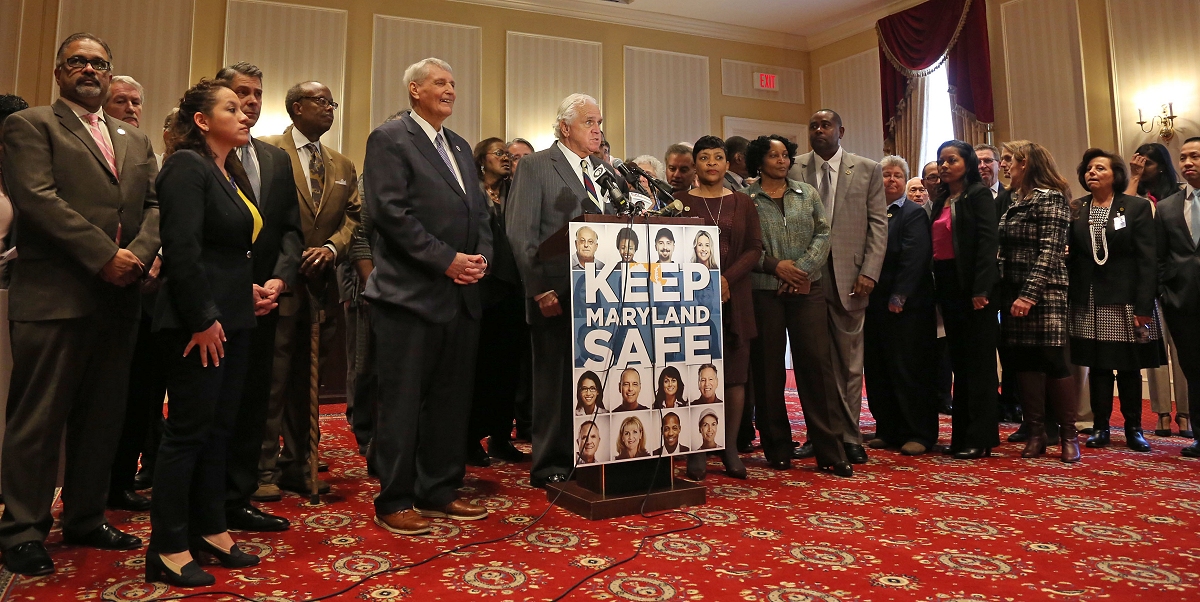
left=877, top=0, right=994, bottom=138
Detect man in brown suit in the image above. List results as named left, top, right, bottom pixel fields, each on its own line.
left=257, top=81, right=360, bottom=498
left=0, top=33, right=160, bottom=576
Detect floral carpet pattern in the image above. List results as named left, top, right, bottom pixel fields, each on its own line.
left=1, top=392, right=1197, bottom=601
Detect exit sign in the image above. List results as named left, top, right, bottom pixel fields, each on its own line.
left=753, top=72, right=778, bottom=91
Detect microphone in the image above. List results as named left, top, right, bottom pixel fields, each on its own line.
left=619, top=159, right=675, bottom=197
left=592, top=163, right=629, bottom=212
left=650, top=199, right=685, bottom=217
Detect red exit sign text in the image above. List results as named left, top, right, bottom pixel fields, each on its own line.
left=753, top=72, right=778, bottom=91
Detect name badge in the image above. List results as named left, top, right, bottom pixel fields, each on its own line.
left=1113, top=215, right=1126, bottom=230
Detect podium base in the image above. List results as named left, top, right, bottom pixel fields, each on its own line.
left=544, top=480, right=706, bottom=520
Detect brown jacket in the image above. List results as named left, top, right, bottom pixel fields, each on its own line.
left=1, top=99, right=160, bottom=321
left=261, top=125, right=361, bottom=316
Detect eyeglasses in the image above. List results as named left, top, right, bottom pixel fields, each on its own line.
left=488, top=150, right=515, bottom=160
left=301, top=96, right=339, bottom=109
left=62, top=56, right=112, bottom=72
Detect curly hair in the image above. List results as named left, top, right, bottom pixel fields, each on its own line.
left=745, top=135, right=798, bottom=178
left=167, top=79, right=233, bottom=158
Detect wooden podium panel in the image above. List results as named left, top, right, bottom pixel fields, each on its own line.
left=546, top=458, right=705, bottom=520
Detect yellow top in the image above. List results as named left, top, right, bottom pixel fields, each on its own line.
left=235, top=184, right=263, bottom=243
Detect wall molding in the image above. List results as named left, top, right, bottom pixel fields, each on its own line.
left=805, top=0, right=927, bottom=50
left=447, top=0, right=808, bottom=51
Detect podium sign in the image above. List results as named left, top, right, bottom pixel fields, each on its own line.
left=569, top=220, right=725, bottom=467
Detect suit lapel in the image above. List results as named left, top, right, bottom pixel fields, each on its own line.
left=403, top=113, right=466, bottom=199
left=282, top=126, right=316, bottom=216
left=208, top=157, right=252, bottom=225
left=552, top=150, right=588, bottom=200
left=104, top=112, right=128, bottom=178
left=253, top=138, right=274, bottom=208
left=53, top=99, right=116, bottom=179
left=318, top=144, right=337, bottom=217
left=802, top=152, right=817, bottom=187
left=833, top=152, right=855, bottom=217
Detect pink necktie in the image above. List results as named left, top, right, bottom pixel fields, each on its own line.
left=84, top=113, right=118, bottom=179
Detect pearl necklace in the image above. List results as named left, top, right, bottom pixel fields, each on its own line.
left=1089, top=200, right=1111, bottom=266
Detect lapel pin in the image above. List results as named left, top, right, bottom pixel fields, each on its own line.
left=844, top=169, right=852, bottom=176
left=116, top=128, right=126, bottom=135
left=455, top=145, right=461, bottom=152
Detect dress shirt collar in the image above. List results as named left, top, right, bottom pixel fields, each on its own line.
left=816, top=146, right=843, bottom=172
left=888, top=197, right=906, bottom=210
left=557, top=141, right=589, bottom=165
left=61, top=97, right=105, bottom=123
left=409, top=109, right=446, bottom=145
left=1187, top=184, right=1199, bottom=201
left=291, top=125, right=320, bottom=153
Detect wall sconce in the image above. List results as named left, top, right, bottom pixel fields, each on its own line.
left=1137, top=103, right=1177, bottom=141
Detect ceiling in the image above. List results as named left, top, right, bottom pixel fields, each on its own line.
left=583, top=0, right=900, bottom=37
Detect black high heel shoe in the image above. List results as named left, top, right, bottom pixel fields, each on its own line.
left=951, top=447, right=991, bottom=459
left=145, top=552, right=215, bottom=587
left=685, top=454, right=707, bottom=481
left=191, top=536, right=260, bottom=568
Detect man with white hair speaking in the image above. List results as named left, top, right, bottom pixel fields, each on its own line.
left=507, top=93, right=616, bottom=488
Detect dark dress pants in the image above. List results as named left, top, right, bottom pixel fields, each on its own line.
left=935, top=337, right=953, bottom=407
left=935, top=261, right=1000, bottom=451
left=224, top=311, right=278, bottom=510
left=344, top=303, right=377, bottom=451
left=864, top=303, right=940, bottom=447
left=110, top=311, right=168, bottom=493
left=1160, top=306, right=1200, bottom=442
left=371, top=302, right=478, bottom=515
left=470, top=295, right=529, bottom=444
left=150, top=328, right=251, bottom=553
left=0, top=312, right=138, bottom=548
left=529, top=313, right=574, bottom=481
left=750, top=283, right=849, bottom=466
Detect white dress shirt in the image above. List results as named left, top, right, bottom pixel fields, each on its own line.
left=816, top=146, right=844, bottom=220
left=409, top=109, right=464, bottom=192
left=989, top=181, right=1001, bottom=199
left=61, top=97, right=115, bottom=156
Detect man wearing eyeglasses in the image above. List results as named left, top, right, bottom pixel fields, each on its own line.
left=0, top=33, right=160, bottom=576
left=258, top=80, right=360, bottom=499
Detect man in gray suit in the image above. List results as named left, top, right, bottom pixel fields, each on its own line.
left=364, top=58, right=492, bottom=536
left=0, top=33, right=159, bottom=575
left=507, top=93, right=611, bottom=488
left=789, top=109, right=887, bottom=464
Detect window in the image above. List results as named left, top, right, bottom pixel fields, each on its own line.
left=919, top=62, right=955, bottom=166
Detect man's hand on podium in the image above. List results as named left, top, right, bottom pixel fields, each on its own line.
left=447, top=252, right=487, bottom=285
left=535, top=291, right=562, bottom=317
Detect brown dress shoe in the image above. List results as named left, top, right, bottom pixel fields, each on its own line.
left=415, top=499, right=489, bottom=521
left=374, top=510, right=432, bottom=535
left=900, top=442, right=927, bottom=456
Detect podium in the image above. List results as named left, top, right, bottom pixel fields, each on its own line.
left=540, top=214, right=708, bottom=520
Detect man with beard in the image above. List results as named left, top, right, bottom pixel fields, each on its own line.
left=655, top=228, right=675, bottom=263
left=0, top=33, right=160, bottom=575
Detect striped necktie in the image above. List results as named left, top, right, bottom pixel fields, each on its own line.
left=84, top=113, right=118, bottom=178
left=581, top=159, right=602, bottom=214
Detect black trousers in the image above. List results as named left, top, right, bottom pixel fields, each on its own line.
left=372, top=302, right=478, bottom=515
left=935, top=261, right=1000, bottom=451
left=750, top=285, right=849, bottom=466
left=529, top=314, right=574, bottom=481
left=0, top=312, right=138, bottom=548
left=935, top=336, right=953, bottom=407
left=1088, top=370, right=1144, bottom=429
left=344, top=303, right=377, bottom=451
left=224, top=311, right=279, bottom=510
left=470, top=295, right=529, bottom=443
left=150, top=328, right=251, bottom=553
left=1162, top=306, right=1200, bottom=442
left=110, top=311, right=168, bottom=493
left=864, top=303, right=940, bottom=447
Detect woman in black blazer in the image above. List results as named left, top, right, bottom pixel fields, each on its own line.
left=147, top=80, right=266, bottom=587
left=929, top=140, right=1000, bottom=459
left=1069, top=148, right=1163, bottom=452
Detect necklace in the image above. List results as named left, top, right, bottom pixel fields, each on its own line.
left=697, top=193, right=726, bottom=227
left=1089, top=201, right=1110, bottom=266
left=760, top=180, right=786, bottom=197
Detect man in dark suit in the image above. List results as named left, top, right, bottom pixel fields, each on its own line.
left=864, top=159, right=937, bottom=455
left=214, top=62, right=304, bottom=532
left=507, top=93, right=612, bottom=488
left=364, top=58, right=492, bottom=536
left=979, top=143, right=1020, bottom=426
left=1159, top=137, right=1200, bottom=458
left=0, top=33, right=159, bottom=575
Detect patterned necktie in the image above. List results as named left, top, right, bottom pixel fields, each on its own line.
left=434, top=132, right=456, bottom=173
left=241, top=143, right=261, bottom=202
left=84, top=113, right=118, bottom=179
left=305, top=142, right=324, bottom=210
left=819, top=161, right=833, bottom=213
left=1191, top=190, right=1200, bottom=247
left=580, top=159, right=602, bottom=214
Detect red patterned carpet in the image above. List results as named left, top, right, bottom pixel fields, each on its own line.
left=2, top=390, right=1197, bottom=602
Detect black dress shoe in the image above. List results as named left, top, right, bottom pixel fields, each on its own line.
left=1085, top=428, right=1111, bottom=448
left=737, top=442, right=754, bottom=454
left=107, top=489, right=152, bottom=512
left=145, top=551, right=214, bottom=587
left=819, top=462, right=853, bottom=478
left=1125, top=427, right=1151, bottom=452
left=531, top=473, right=568, bottom=489
left=1181, top=442, right=1200, bottom=458
left=488, top=438, right=529, bottom=463
left=191, top=536, right=260, bottom=568
left=1007, top=422, right=1030, bottom=443
left=951, top=447, right=991, bottom=459
left=467, top=442, right=491, bottom=467
left=132, top=469, right=153, bottom=491
left=843, top=443, right=868, bottom=464
left=791, top=442, right=815, bottom=460
left=226, top=505, right=290, bottom=532
left=62, top=523, right=142, bottom=550
left=768, top=459, right=790, bottom=470
left=3, top=541, right=54, bottom=576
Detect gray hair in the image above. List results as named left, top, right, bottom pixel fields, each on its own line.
left=880, top=155, right=909, bottom=179
left=403, top=58, right=453, bottom=107
left=633, top=154, right=664, bottom=179
left=974, top=143, right=999, bottom=156
left=553, top=93, right=599, bottom=142
left=110, top=75, right=143, bottom=98
left=216, top=61, right=263, bottom=83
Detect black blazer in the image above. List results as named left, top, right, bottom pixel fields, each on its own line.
left=361, top=112, right=492, bottom=323
left=1156, top=187, right=1200, bottom=312
left=870, top=198, right=933, bottom=308
left=248, top=138, right=303, bottom=289
left=930, top=181, right=999, bottom=299
left=153, top=150, right=257, bottom=333
left=479, top=181, right=524, bottom=308
left=994, top=184, right=1012, bottom=222
left=1069, top=193, right=1156, bottom=316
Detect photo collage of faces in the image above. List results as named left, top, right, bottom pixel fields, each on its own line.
left=569, top=223, right=721, bottom=270
left=572, top=362, right=726, bottom=465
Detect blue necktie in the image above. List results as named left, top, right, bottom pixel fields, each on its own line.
left=240, top=143, right=260, bottom=202
left=435, top=133, right=456, bottom=175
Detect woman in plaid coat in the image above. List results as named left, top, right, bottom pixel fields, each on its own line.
left=995, top=141, right=1079, bottom=462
